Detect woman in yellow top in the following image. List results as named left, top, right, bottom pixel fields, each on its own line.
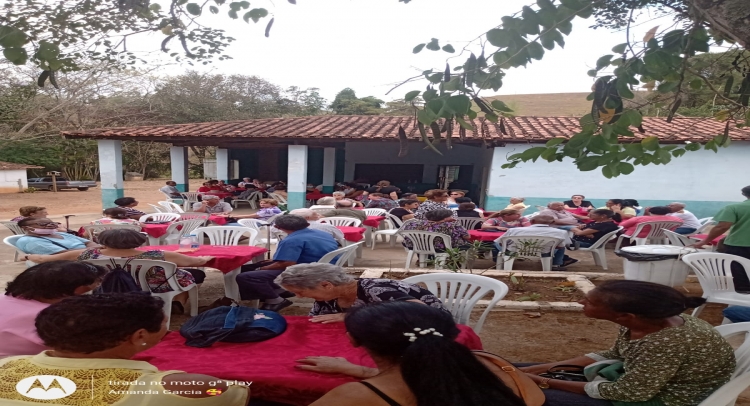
left=0, top=293, right=249, bottom=406
left=504, top=197, right=529, bottom=213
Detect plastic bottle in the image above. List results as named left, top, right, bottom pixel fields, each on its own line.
left=189, top=234, right=200, bottom=251
left=179, top=236, right=192, bottom=251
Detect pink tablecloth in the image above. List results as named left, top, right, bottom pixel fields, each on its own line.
left=140, top=223, right=170, bottom=238
left=306, top=192, right=332, bottom=201
left=335, top=226, right=366, bottom=242
left=691, top=234, right=724, bottom=245
left=364, top=215, right=385, bottom=228
left=209, top=215, right=228, bottom=225
left=133, top=316, right=482, bottom=406
left=137, top=245, right=267, bottom=273
left=468, top=229, right=505, bottom=242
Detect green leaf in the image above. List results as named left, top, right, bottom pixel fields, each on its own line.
left=404, top=91, right=421, bottom=102
left=0, top=26, right=28, bottom=48
left=537, top=0, right=555, bottom=9
left=558, top=21, right=573, bottom=36
left=596, top=55, right=613, bottom=70
left=245, top=8, right=268, bottom=23
left=612, top=43, right=628, bottom=54
left=426, top=38, right=440, bottom=51
left=186, top=3, right=201, bottom=15
left=228, top=9, right=238, bottom=19
left=3, top=47, right=27, bottom=65
left=622, top=110, right=642, bottom=127
left=546, top=137, right=566, bottom=147
left=685, top=142, right=701, bottom=152
left=467, top=109, right=477, bottom=120
left=485, top=112, right=499, bottom=123
left=616, top=80, right=635, bottom=99
left=657, top=149, right=672, bottom=164
left=566, top=131, right=592, bottom=149
left=417, top=109, right=438, bottom=125
left=426, top=99, right=444, bottom=115
left=491, top=100, right=513, bottom=113
left=486, top=29, right=510, bottom=48
left=641, top=136, right=659, bottom=151
left=689, top=79, right=702, bottom=90
left=493, top=51, right=511, bottom=69
left=527, top=42, right=545, bottom=60
left=541, top=147, right=558, bottom=161
left=442, top=44, right=455, bottom=53
left=209, top=5, right=219, bottom=13
left=617, top=162, right=635, bottom=175
left=413, top=44, right=425, bottom=54
left=579, top=114, right=597, bottom=133
left=657, top=81, right=679, bottom=93
left=587, top=69, right=598, bottom=77
left=601, top=166, right=614, bottom=178
left=521, top=147, right=547, bottom=162
left=671, top=149, right=686, bottom=158
left=447, top=95, right=471, bottom=114
left=455, top=116, right=473, bottom=130
left=238, top=0, right=250, bottom=8
left=577, top=156, right=600, bottom=171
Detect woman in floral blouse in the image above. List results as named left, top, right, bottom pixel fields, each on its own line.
left=414, top=189, right=457, bottom=220
left=521, top=280, right=735, bottom=406
left=401, top=209, right=470, bottom=251
left=482, top=209, right=530, bottom=231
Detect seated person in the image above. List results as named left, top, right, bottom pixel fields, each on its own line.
left=332, top=191, right=346, bottom=201
left=414, top=189, right=456, bottom=220
left=271, top=184, right=288, bottom=199
left=311, top=196, right=337, bottom=210
left=564, top=194, right=594, bottom=210
left=236, top=215, right=338, bottom=312
left=299, top=301, right=526, bottom=406
left=538, top=201, right=587, bottom=230
left=447, top=191, right=466, bottom=208
left=400, top=192, right=418, bottom=200
left=114, top=197, right=146, bottom=219
left=10, top=206, right=48, bottom=222
left=159, top=180, right=183, bottom=198
left=521, top=280, right=735, bottom=406
left=599, top=199, right=636, bottom=222
left=237, top=177, right=252, bottom=188
left=0, top=294, right=249, bottom=405
left=500, top=215, right=576, bottom=270
left=192, top=195, right=233, bottom=215
left=482, top=209, right=530, bottom=231
left=15, top=217, right=98, bottom=255
left=217, top=180, right=235, bottom=192
left=623, top=198, right=642, bottom=215
left=92, top=207, right=140, bottom=225
left=454, top=197, right=484, bottom=215
left=571, top=209, right=619, bottom=248
left=378, top=185, right=401, bottom=200
left=344, top=185, right=366, bottom=201
left=456, top=202, right=482, bottom=218
left=276, top=263, right=446, bottom=323
left=234, top=198, right=282, bottom=221
left=365, top=193, right=398, bottom=210
left=619, top=206, right=682, bottom=239
left=197, top=181, right=212, bottom=193
left=390, top=199, right=419, bottom=221
left=288, top=208, right=344, bottom=242
left=234, top=184, right=260, bottom=200
left=504, top=197, right=529, bottom=213
left=401, top=209, right=470, bottom=252
left=322, top=199, right=368, bottom=223
left=724, top=306, right=750, bottom=323
left=207, top=180, right=223, bottom=191
left=666, top=202, right=702, bottom=234
left=0, top=261, right=107, bottom=357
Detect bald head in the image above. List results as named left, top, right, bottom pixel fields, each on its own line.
left=547, top=201, right=564, bottom=211
left=667, top=202, right=686, bottom=212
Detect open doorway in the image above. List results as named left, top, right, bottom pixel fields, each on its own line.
left=438, top=165, right=474, bottom=192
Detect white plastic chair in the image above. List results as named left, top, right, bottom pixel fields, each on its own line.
left=139, top=213, right=181, bottom=223
left=699, top=217, right=715, bottom=226
left=371, top=214, right=402, bottom=250
left=575, top=226, right=623, bottom=270
left=159, top=190, right=178, bottom=203
left=681, top=253, right=750, bottom=317
left=319, top=217, right=362, bottom=227
left=363, top=208, right=387, bottom=217
left=456, top=217, right=484, bottom=231
left=147, top=203, right=165, bottom=213
left=697, top=373, right=750, bottom=406
left=268, top=193, right=287, bottom=206
left=179, top=212, right=210, bottom=224
left=159, top=201, right=185, bottom=214
left=3, top=235, right=36, bottom=267
left=664, top=229, right=698, bottom=247
left=695, top=322, right=750, bottom=406
left=715, top=322, right=750, bottom=377
left=693, top=217, right=717, bottom=235
left=237, top=219, right=277, bottom=257
left=402, top=273, right=509, bottom=334
left=496, top=235, right=563, bottom=272
left=614, top=221, right=682, bottom=251
left=524, top=211, right=540, bottom=220
left=194, top=226, right=258, bottom=246
left=163, top=219, right=207, bottom=245
left=233, top=191, right=262, bottom=209
left=1, top=221, right=25, bottom=235
left=84, top=258, right=197, bottom=329
left=316, top=242, right=364, bottom=267
left=82, top=223, right=142, bottom=243
left=399, top=230, right=452, bottom=270
left=180, top=192, right=203, bottom=212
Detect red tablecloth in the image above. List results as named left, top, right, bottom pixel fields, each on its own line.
left=468, top=229, right=505, bottom=242
left=306, top=192, right=332, bottom=200
left=335, top=226, right=366, bottom=242
left=133, top=316, right=482, bottom=405
left=691, top=234, right=724, bottom=245
left=209, top=215, right=228, bottom=225
left=141, top=223, right=170, bottom=238
left=364, top=215, right=386, bottom=228
left=137, top=245, right=267, bottom=273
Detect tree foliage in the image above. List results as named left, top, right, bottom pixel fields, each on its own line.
left=330, top=88, right=384, bottom=115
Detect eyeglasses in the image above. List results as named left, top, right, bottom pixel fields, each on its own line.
left=34, top=222, right=61, bottom=226
left=450, top=194, right=461, bottom=196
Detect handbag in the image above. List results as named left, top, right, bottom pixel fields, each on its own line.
left=473, top=351, right=545, bottom=406
left=180, top=302, right=287, bottom=348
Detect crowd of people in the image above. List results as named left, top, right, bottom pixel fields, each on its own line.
left=4, top=181, right=750, bottom=406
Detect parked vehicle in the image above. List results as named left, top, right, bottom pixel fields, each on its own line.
left=28, top=177, right=98, bottom=191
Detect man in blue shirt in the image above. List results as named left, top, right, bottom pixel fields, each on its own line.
left=15, top=218, right=97, bottom=255
left=236, top=215, right=338, bottom=311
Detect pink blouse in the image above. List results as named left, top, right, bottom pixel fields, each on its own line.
left=0, top=295, right=50, bottom=357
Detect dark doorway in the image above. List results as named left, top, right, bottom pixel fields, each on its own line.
left=440, top=165, right=474, bottom=194
left=354, top=164, right=424, bottom=184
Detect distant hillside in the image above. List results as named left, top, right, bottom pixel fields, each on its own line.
left=484, top=93, right=592, bottom=117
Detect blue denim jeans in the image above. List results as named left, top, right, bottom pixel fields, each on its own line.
left=674, top=227, right=697, bottom=235
left=723, top=306, right=750, bottom=323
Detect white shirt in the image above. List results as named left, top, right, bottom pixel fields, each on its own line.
left=309, top=205, right=336, bottom=210
left=500, top=224, right=571, bottom=251
left=192, top=201, right=233, bottom=214
left=671, top=210, right=701, bottom=229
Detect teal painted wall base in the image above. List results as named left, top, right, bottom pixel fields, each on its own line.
left=287, top=191, right=306, bottom=211
left=176, top=184, right=187, bottom=192
left=484, top=195, right=738, bottom=219
left=102, top=188, right=125, bottom=209
left=322, top=186, right=334, bottom=193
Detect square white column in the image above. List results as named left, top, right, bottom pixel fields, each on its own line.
left=170, top=146, right=189, bottom=192
left=484, top=147, right=506, bottom=210
left=322, top=147, right=336, bottom=193
left=97, top=140, right=124, bottom=208
left=216, top=148, right=229, bottom=182
left=287, top=145, right=308, bottom=210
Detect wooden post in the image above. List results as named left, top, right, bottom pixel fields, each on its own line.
left=51, top=173, right=57, bottom=193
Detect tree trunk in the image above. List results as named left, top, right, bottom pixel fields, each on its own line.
left=691, top=0, right=750, bottom=48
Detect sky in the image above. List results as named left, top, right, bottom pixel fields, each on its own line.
left=132, top=0, right=676, bottom=102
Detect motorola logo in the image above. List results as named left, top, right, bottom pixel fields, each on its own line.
left=15, top=375, right=77, bottom=400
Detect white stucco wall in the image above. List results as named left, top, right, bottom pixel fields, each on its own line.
left=0, top=169, right=27, bottom=193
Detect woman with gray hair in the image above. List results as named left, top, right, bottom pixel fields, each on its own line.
left=274, top=263, right=445, bottom=323
left=310, top=196, right=337, bottom=210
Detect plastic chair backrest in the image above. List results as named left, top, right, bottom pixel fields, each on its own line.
left=524, top=211, right=540, bottom=220
left=696, top=372, right=750, bottom=406
left=179, top=213, right=210, bottom=224
left=682, top=253, right=750, bottom=295
left=696, top=218, right=716, bottom=234
left=399, top=230, right=452, bottom=254
left=181, top=192, right=202, bottom=202
left=316, top=242, right=363, bottom=266
left=629, top=221, right=682, bottom=239
left=402, top=273, right=509, bottom=334
left=147, top=204, right=165, bottom=213
left=84, top=258, right=181, bottom=293
left=82, top=224, right=142, bottom=242
left=363, top=208, right=387, bottom=217
left=715, top=322, right=750, bottom=378
left=237, top=219, right=265, bottom=231
left=1, top=221, right=24, bottom=235
left=166, top=219, right=206, bottom=240
left=386, top=213, right=404, bottom=228
left=456, top=217, right=484, bottom=231
left=579, top=226, right=623, bottom=250
left=699, top=217, right=715, bottom=226
left=194, top=226, right=258, bottom=246
left=268, top=193, right=287, bottom=205
left=664, top=229, right=696, bottom=247
left=159, top=201, right=185, bottom=214
left=319, top=217, right=362, bottom=227
left=498, top=235, right=562, bottom=259
left=139, top=213, right=181, bottom=223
